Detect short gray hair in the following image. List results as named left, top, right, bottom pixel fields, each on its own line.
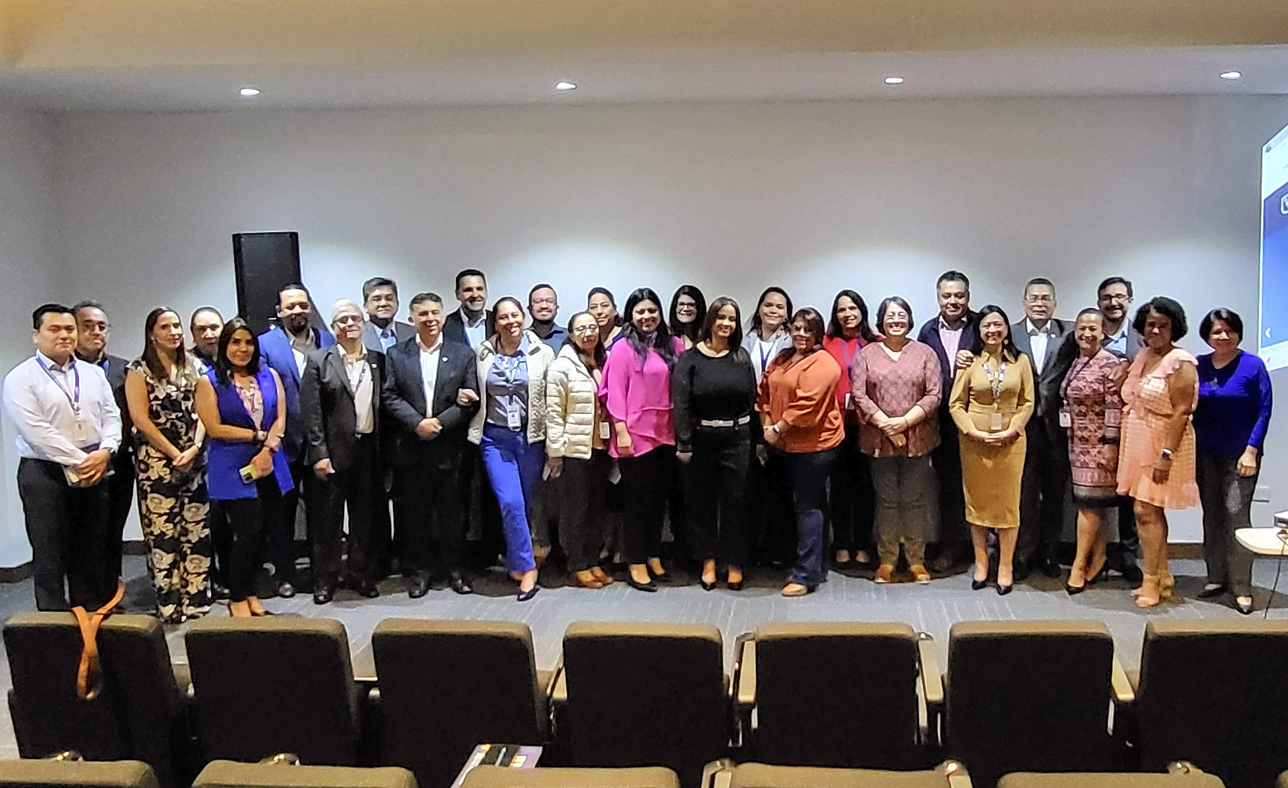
left=330, top=299, right=364, bottom=325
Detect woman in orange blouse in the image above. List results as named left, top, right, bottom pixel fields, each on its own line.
left=757, top=308, right=845, bottom=596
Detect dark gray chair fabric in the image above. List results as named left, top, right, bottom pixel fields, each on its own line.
left=944, top=621, right=1116, bottom=788
left=3, top=613, right=188, bottom=788
left=192, top=760, right=416, bottom=788
left=184, top=618, right=361, bottom=767
left=371, top=619, right=550, bottom=788
left=0, top=759, right=159, bottom=788
left=461, top=765, right=679, bottom=788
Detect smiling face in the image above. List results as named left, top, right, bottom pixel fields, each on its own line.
left=331, top=305, right=365, bottom=344
left=225, top=328, right=257, bottom=370
left=1097, top=282, right=1132, bottom=324
left=1142, top=310, right=1174, bottom=351
left=979, top=313, right=1008, bottom=348
left=835, top=296, right=862, bottom=334
left=571, top=313, right=600, bottom=353
left=759, top=292, right=788, bottom=333
left=790, top=317, right=815, bottom=352
left=151, top=311, right=185, bottom=353
left=1075, top=313, right=1104, bottom=353
left=364, top=286, right=399, bottom=322
left=35, top=311, right=77, bottom=363
left=411, top=299, right=444, bottom=343
left=588, top=293, right=617, bottom=328
left=495, top=301, right=525, bottom=340
left=456, top=275, right=487, bottom=313
left=675, top=294, right=698, bottom=325
left=937, top=280, right=969, bottom=322
left=1205, top=317, right=1240, bottom=355
left=1024, top=283, right=1056, bottom=324
left=631, top=299, right=661, bottom=334
left=529, top=287, right=558, bottom=323
left=277, top=288, right=312, bottom=334
left=881, top=303, right=910, bottom=339
left=712, top=304, right=738, bottom=341
left=75, top=306, right=110, bottom=358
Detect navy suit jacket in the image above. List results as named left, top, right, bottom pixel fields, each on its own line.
left=257, top=325, right=336, bottom=462
left=916, top=311, right=977, bottom=419
left=381, top=335, right=479, bottom=469
left=362, top=320, right=416, bottom=355
left=442, top=308, right=492, bottom=348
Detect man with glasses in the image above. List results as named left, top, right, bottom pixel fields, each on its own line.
left=1095, top=276, right=1143, bottom=582
left=72, top=300, right=135, bottom=590
left=528, top=284, right=566, bottom=350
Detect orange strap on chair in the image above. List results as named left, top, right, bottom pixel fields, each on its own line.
left=71, top=580, right=125, bottom=700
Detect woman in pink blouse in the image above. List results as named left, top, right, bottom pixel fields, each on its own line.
left=599, top=287, right=686, bottom=592
left=851, top=297, right=943, bottom=584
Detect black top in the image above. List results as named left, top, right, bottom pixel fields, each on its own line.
left=672, top=347, right=758, bottom=452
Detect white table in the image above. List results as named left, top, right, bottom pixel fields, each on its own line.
left=1235, top=527, right=1288, bottom=556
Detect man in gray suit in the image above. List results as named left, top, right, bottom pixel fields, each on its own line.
left=361, top=277, right=415, bottom=354
left=1012, top=278, right=1072, bottom=579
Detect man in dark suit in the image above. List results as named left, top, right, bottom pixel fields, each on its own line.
left=361, top=277, right=415, bottom=354
left=71, top=300, right=133, bottom=591
left=257, top=283, right=336, bottom=596
left=1011, top=278, right=1073, bottom=579
left=382, top=291, right=480, bottom=598
left=442, top=269, right=492, bottom=349
left=301, top=299, right=386, bottom=604
left=915, top=271, right=976, bottom=572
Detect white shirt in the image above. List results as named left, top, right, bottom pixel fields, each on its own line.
left=742, top=328, right=791, bottom=381
left=2, top=352, right=123, bottom=466
left=340, top=345, right=375, bottom=435
left=463, top=311, right=487, bottom=350
left=937, top=315, right=966, bottom=372
left=418, top=333, right=444, bottom=416
left=1026, top=318, right=1059, bottom=375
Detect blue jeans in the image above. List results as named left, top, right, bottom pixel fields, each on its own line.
left=480, top=424, right=544, bottom=573
left=785, top=447, right=840, bottom=587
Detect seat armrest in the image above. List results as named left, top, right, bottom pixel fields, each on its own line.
left=544, top=654, right=563, bottom=700
left=551, top=664, right=568, bottom=707
left=733, top=636, right=756, bottom=709
left=1111, top=655, right=1135, bottom=706
left=917, top=632, right=944, bottom=749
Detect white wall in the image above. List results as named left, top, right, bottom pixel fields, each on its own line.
left=0, top=106, right=62, bottom=567
left=45, top=95, right=1288, bottom=544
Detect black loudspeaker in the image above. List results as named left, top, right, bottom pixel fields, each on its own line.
left=233, top=232, right=301, bottom=336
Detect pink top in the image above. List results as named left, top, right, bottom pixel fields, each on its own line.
left=599, top=335, right=686, bottom=458
left=850, top=340, right=942, bottom=458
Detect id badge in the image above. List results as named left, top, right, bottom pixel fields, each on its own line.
left=989, top=411, right=1004, bottom=432
left=1059, top=408, right=1072, bottom=429
left=72, top=418, right=88, bottom=442
left=506, top=401, right=523, bottom=431
left=599, top=421, right=611, bottom=441
left=844, top=392, right=853, bottom=411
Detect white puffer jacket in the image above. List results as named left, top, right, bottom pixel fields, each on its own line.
left=468, top=330, right=555, bottom=445
left=545, top=344, right=600, bottom=460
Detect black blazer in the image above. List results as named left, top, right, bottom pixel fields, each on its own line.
left=916, top=311, right=977, bottom=418
left=381, top=335, right=479, bottom=468
left=300, top=345, right=385, bottom=472
left=362, top=320, right=416, bottom=355
left=442, top=308, right=493, bottom=348
left=84, top=353, right=134, bottom=466
left=1011, top=317, right=1072, bottom=423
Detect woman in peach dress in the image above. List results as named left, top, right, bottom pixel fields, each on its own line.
left=1116, top=297, right=1199, bottom=608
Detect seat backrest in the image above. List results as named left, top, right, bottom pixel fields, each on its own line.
left=945, top=621, right=1115, bottom=788
left=729, top=763, right=952, bottom=788
left=1136, top=620, right=1288, bottom=788
left=192, top=760, right=416, bottom=788
left=185, top=618, right=359, bottom=766
left=998, top=773, right=1226, bottom=788
left=3, top=613, right=184, bottom=786
left=753, top=622, right=921, bottom=769
left=461, top=765, right=680, bottom=788
left=0, top=759, right=159, bottom=788
left=561, top=622, right=725, bottom=788
left=372, top=619, right=547, bottom=788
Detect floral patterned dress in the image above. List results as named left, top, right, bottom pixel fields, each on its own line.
left=129, top=359, right=212, bottom=623
left=1062, top=349, right=1124, bottom=507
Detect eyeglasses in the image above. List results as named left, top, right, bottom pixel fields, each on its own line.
left=530, top=297, right=557, bottom=307
left=573, top=325, right=599, bottom=335
left=333, top=314, right=363, bottom=325
left=1025, top=294, right=1054, bottom=304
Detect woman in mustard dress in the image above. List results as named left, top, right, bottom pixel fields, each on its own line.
left=950, top=305, right=1034, bottom=595
left=1116, top=297, right=1199, bottom=608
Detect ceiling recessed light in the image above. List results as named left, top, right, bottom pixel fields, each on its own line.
left=555, top=81, right=577, bottom=91
left=1220, top=71, right=1243, bottom=81
left=239, top=87, right=261, bottom=97
left=884, top=76, right=905, bottom=86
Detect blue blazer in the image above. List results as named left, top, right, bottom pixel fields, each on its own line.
left=205, top=367, right=294, bottom=500
left=257, top=325, right=335, bottom=462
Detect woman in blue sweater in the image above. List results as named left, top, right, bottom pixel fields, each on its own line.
left=1194, top=308, right=1273, bottom=614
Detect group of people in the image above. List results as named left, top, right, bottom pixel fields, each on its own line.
left=1, top=268, right=1271, bottom=620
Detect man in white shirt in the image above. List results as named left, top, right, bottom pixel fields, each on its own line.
left=3, top=304, right=123, bottom=610
left=443, top=269, right=492, bottom=350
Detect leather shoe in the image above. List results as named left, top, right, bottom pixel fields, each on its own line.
left=356, top=579, right=380, bottom=599
left=449, top=575, right=474, bottom=595
left=627, top=576, right=658, bottom=593
left=971, top=578, right=988, bottom=591
left=211, top=581, right=231, bottom=601
left=727, top=580, right=744, bottom=591
left=1119, top=560, right=1144, bottom=584
left=312, top=584, right=335, bottom=605
left=517, top=586, right=540, bottom=602
left=1038, top=558, right=1062, bottom=578
left=1198, top=582, right=1228, bottom=599
left=997, top=583, right=1014, bottom=596
left=408, top=575, right=430, bottom=599
left=1012, top=562, right=1032, bottom=582
left=275, top=580, right=296, bottom=599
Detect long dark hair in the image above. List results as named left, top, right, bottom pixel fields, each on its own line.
left=214, top=317, right=262, bottom=385
left=749, top=286, right=793, bottom=334
left=620, top=287, right=677, bottom=369
left=668, top=285, right=707, bottom=343
left=140, top=307, right=195, bottom=383
left=772, top=307, right=826, bottom=367
left=825, top=289, right=878, bottom=342
left=560, top=311, right=606, bottom=369
left=587, top=287, right=624, bottom=327
left=969, top=305, right=1021, bottom=361
left=698, top=297, right=748, bottom=360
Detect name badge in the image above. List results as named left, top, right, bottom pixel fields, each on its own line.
left=507, top=401, right=523, bottom=431
left=1059, top=408, right=1072, bottom=429
left=72, top=418, right=88, bottom=443
left=599, top=421, right=611, bottom=440
left=989, top=411, right=1004, bottom=432
left=844, top=392, right=853, bottom=411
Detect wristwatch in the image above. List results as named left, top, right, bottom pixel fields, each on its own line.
left=1160, top=448, right=1174, bottom=460
left=255, top=429, right=268, bottom=445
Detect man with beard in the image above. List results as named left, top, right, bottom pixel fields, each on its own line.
left=528, top=283, right=566, bottom=350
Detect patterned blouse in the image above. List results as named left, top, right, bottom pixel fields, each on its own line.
left=850, top=340, right=943, bottom=457
left=128, top=359, right=203, bottom=468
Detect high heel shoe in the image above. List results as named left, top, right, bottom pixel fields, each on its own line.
left=517, top=586, right=540, bottom=602
left=1134, top=574, right=1162, bottom=608
left=1160, top=571, right=1175, bottom=600
left=971, top=578, right=988, bottom=591
left=700, top=577, right=717, bottom=591
left=997, top=584, right=1013, bottom=596
left=1235, top=596, right=1254, bottom=615
left=627, top=576, right=658, bottom=593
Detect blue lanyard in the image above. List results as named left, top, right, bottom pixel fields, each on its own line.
left=840, top=339, right=858, bottom=374
left=757, top=339, right=775, bottom=374
left=36, top=357, right=82, bottom=415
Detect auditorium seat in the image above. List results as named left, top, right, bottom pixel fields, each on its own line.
left=4, top=613, right=191, bottom=788
left=192, top=760, right=416, bottom=788
left=732, top=622, right=942, bottom=768
left=942, top=621, right=1125, bottom=788
left=0, top=759, right=159, bottom=788
left=184, top=618, right=362, bottom=767
left=370, top=619, right=555, bottom=788
left=554, top=622, right=727, bottom=788
left=461, top=765, right=680, bottom=788
left=710, top=761, right=969, bottom=788
left=998, top=765, right=1225, bottom=788
left=1129, top=620, right=1288, bottom=788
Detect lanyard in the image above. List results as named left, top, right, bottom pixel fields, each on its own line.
left=36, top=357, right=82, bottom=416
left=982, top=357, right=1007, bottom=401
left=840, top=339, right=859, bottom=374
left=347, top=357, right=368, bottom=391
left=1060, top=355, right=1095, bottom=400
left=757, top=338, right=776, bottom=375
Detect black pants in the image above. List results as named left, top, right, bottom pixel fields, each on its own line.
left=560, top=451, right=610, bottom=572
left=683, top=431, right=751, bottom=570
left=619, top=446, right=675, bottom=565
left=749, top=446, right=795, bottom=566
left=309, top=434, right=379, bottom=586
left=268, top=461, right=303, bottom=583
left=1018, top=423, right=1070, bottom=565
left=208, top=499, right=232, bottom=589
left=216, top=478, right=283, bottom=602
left=930, top=419, right=968, bottom=549
left=462, top=450, right=503, bottom=567
left=17, top=459, right=115, bottom=611
left=395, top=455, right=466, bottom=579
left=105, top=454, right=135, bottom=585
left=829, top=421, right=874, bottom=557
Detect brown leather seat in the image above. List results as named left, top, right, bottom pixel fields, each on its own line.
left=944, top=621, right=1118, bottom=788
left=1133, top=620, right=1288, bottom=788
left=0, top=759, right=159, bottom=788
left=998, top=770, right=1225, bottom=788
left=461, top=765, right=679, bottom=788
left=184, top=618, right=362, bottom=767
left=4, top=613, right=189, bottom=788
left=192, top=760, right=416, bottom=788
left=722, top=762, right=966, bottom=788
left=371, top=619, right=553, bottom=788
left=556, top=622, right=726, bottom=788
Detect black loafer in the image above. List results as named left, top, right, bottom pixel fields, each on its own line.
left=627, top=576, right=658, bottom=593
left=408, top=576, right=430, bottom=599
left=1039, top=558, right=1062, bottom=579
left=355, top=579, right=380, bottom=599
left=449, top=575, right=474, bottom=595
left=1198, top=583, right=1228, bottom=599
left=1120, top=561, right=1144, bottom=584
left=312, top=585, right=335, bottom=605
left=276, top=581, right=296, bottom=599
